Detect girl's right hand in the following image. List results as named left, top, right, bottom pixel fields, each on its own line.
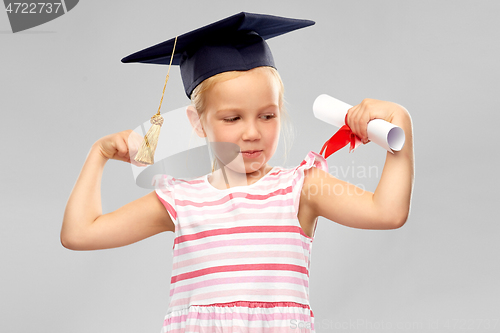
left=94, top=130, right=147, bottom=166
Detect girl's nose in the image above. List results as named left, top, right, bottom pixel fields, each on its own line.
left=242, top=121, right=261, bottom=141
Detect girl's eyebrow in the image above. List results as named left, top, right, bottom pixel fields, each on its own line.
left=216, top=104, right=279, bottom=115
left=215, top=108, right=241, bottom=115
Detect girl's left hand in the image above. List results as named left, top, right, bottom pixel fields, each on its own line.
left=346, top=98, right=406, bottom=144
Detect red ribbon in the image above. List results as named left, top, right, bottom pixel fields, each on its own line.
left=319, top=114, right=362, bottom=159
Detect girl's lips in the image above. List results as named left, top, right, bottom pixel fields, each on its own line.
left=241, top=150, right=262, bottom=158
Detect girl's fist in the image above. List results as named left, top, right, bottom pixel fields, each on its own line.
left=346, top=99, right=406, bottom=144
left=94, top=130, right=146, bottom=166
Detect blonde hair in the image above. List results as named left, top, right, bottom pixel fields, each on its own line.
left=190, top=66, right=293, bottom=172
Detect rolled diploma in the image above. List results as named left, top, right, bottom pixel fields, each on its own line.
left=313, top=94, right=405, bottom=153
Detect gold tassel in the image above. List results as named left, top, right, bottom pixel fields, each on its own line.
left=134, top=36, right=178, bottom=165
left=134, top=113, right=164, bottom=165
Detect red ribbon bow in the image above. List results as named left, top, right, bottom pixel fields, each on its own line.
left=319, top=113, right=362, bottom=159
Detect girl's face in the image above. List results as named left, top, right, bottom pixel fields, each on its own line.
left=202, top=68, right=281, bottom=175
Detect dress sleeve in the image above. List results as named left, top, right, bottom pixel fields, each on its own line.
left=291, top=151, right=329, bottom=216
left=153, top=174, right=177, bottom=225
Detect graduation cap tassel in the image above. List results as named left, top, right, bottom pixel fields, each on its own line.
left=134, top=112, right=164, bottom=165
left=134, top=36, right=178, bottom=165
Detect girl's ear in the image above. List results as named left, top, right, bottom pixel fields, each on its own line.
left=186, top=105, right=206, bottom=138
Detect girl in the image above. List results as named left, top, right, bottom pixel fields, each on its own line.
left=61, top=12, right=414, bottom=333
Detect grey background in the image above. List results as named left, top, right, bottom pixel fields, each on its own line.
left=1, top=1, right=499, bottom=332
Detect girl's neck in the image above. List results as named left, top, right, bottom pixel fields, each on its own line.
left=208, top=164, right=273, bottom=190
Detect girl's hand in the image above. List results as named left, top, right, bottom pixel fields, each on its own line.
left=94, top=130, right=146, bottom=166
left=346, top=98, right=407, bottom=144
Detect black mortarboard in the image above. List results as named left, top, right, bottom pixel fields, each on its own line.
left=121, top=12, right=315, bottom=98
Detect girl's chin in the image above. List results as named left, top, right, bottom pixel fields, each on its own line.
left=222, top=154, right=265, bottom=171
left=222, top=161, right=265, bottom=174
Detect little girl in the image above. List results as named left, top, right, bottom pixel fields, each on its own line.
left=61, top=12, right=414, bottom=333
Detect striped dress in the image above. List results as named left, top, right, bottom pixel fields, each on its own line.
left=154, top=151, right=328, bottom=333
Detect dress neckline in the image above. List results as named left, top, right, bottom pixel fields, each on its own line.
left=204, top=166, right=278, bottom=192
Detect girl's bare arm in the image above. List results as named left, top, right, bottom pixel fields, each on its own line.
left=303, top=99, right=414, bottom=229
left=61, top=130, right=174, bottom=251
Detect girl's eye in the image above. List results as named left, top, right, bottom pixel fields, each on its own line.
left=262, top=114, right=276, bottom=120
left=223, top=114, right=276, bottom=122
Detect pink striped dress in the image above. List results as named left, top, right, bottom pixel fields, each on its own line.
left=154, top=151, right=328, bottom=332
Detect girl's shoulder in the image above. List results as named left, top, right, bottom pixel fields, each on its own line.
left=263, top=151, right=329, bottom=188
left=292, top=151, right=329, bottom=176
left=276, top=151, right=330, bottom=200
left=153, top=173, right=205, bottom=190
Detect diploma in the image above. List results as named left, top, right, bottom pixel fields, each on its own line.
left=313, top=94, right=405, bottom=153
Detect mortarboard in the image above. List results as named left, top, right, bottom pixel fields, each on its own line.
left=122, top=12, right=315, bottom=165
left=121, top=12, right=315, bottom=98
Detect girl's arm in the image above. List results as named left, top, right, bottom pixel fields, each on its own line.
left=61, top=130, right=174, bottom=251
left=303, top=99, right=414, bottom=229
